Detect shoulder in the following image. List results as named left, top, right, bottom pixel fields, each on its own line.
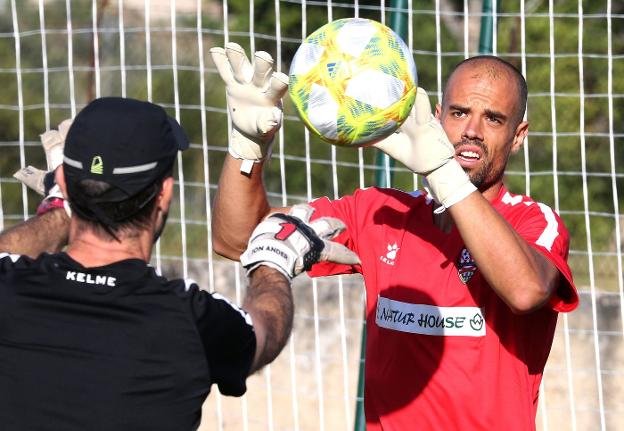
left=168, top=278, right=252, bottom=326
left=0, top=252, right=47, bottom=274
left=495, top=188, right=578, bottom=311
left=310, top=187, right=431, bottom=217
left=495, top=189, right=567, bottom=232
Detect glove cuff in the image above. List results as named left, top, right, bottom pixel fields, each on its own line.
left=36, top=197, right=71, bottom=218
left=240, top=237, right=297, bottom=280
left=424, top=160, right=477, bottom=213
left=229, top=130, right=273, bottom=174
left=228, top=146, right=266, bottom=175
left=39, top=184, right=72, bottom=218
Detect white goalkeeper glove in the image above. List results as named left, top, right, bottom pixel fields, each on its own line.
left=240, top=204, right=361, bottom=280
left=13, top=119, right=72, bottom=216
left=373, top=87, right=477, bottom=212
left=210, top=42, right=289, bottom=174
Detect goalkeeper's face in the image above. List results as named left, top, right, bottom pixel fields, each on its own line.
left=437, top=62, right=528, bottom=196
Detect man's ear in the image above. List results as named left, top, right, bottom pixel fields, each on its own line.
left=511, top=121, right=529, bottom=154
left=434, top=103, right=442, bottom=119
left=157, top=176, right=175, bottom=212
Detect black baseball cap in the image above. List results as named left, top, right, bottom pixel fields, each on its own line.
left=63, top=97, right=189, bottom=221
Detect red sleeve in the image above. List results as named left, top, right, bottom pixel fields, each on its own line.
left=510, top=202, right=578, bottom=312
left=307, top=194, right=363, bottom=277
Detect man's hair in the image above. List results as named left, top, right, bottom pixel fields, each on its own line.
left=443, top=55, right=528, bottom=125
left=70, top=168, right=172, bottom=240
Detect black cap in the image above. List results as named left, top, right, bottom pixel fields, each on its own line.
left=62, top=97, right=189, bottom=227
left=63, top=97, right=189, bottom=209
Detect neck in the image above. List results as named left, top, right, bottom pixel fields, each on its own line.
left=65, top=221, right=153, bottom=267
left=480, top=181, right=504, bottom=202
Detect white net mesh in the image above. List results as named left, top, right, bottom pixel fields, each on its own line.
left=0, top=1, right=622, bottom=430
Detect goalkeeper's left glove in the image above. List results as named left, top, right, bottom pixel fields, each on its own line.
left=373, top=87, right=477, bottom=212
left=210, top=42, right=289, bottom=174
left=240, top=204, right=360, bottom=280
left=13, top=119, right=72, bottom=216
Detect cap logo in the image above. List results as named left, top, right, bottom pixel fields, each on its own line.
left=90, top=156, right=104, bottom=174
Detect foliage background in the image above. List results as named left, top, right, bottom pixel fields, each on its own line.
left=1, top=0, right=622, bottom=289
left=0, top=1, right=623, bottom=430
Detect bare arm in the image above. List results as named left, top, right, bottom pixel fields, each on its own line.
left=209, top=44, right=291, bottom=261
left=244, top=265, right=294, bottom=373
left=449, top=192, right=560, bottom=314
left=0, top=208, right=70, bottom=258
left=212, top=155, right=287, bottom=260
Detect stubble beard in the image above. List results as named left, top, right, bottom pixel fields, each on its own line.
left=455, top=138, right=504, bottom=192
left=456, top=138, right=488, bottom=189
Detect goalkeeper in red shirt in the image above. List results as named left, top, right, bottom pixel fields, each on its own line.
left=209, top=43, right=579, bottom=430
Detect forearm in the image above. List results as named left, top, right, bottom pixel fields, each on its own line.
left=244, top=265, right=294, bottom=373
left=449, top=192, right=558, bottom=314
left=212, top=154, right=273, bottom=259
left=0, top=208, right=70, bottom=258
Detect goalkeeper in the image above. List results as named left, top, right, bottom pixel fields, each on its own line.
left=210, top=43, right=579, bottom=430
left=0, top=98, right=359, bottom=431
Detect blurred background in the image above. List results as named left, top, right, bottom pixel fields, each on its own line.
left=0, top=1, right=622, bottom=430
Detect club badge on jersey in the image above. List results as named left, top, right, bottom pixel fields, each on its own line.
left=457, top=247, right=477, bottom=284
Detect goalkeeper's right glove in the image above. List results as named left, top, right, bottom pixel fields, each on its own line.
left=240, top=204, right=360, bottom=280
left=210, top=42, right=289, bottom=174
left=13, top=119, right=72, bottom=216
left=373, top=87, right=477, bottom=212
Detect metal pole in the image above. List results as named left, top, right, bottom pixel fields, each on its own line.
left=355, top=2, right=409, bottom=430
left=479, top=0, right=494, bottom=54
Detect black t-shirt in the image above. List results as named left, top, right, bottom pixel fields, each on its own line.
left=0, top=252, right=256, bottom=431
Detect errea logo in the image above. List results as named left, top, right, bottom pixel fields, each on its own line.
left=66, top=271, right=116, bottom=287
left=380, top=243, right=399, bottom=266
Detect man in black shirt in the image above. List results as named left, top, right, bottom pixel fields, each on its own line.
left=0, top=98, right=359, bottom=431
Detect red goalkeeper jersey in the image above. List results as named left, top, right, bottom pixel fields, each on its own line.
left=308, top=185, right=577, bottom=431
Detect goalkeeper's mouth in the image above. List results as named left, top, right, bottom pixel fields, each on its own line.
left=455, top=145, right=483, bottom=170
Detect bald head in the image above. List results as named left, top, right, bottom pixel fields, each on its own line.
left=443, top=56, right=528, bottom=125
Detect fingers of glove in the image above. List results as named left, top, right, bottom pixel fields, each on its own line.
left=225, top=42, right=253, bottom=84
left=288, top=204, right=315, bottom=223
left=265, top=72, right=289, bottom=103
left=252, top=51, right=274, bottom=88
left=13, top=166, right=46, bottom=195
left=413, top=87, right=433, bottom=126
left=309, top=216, right=346, bottom=241
left=320, top=241, right=361, bottom=266
left=40, top=130, right=65, bottom=170
left=57, top=118, right=72, bottom=139
left=209, top=47, right=235, bottom=85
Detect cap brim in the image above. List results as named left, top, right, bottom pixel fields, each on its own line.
left=168, top=116, right=190, bottom=150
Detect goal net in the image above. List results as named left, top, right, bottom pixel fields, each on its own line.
left=0, top=1, right=622, bottom=430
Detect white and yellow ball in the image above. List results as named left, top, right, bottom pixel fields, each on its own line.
left=289, top=18, right=417, bottom=147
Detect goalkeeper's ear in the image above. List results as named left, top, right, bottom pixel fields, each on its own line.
left=434, top=102, right=441, bottom=119
left=511, top=120, right=529, bottom=155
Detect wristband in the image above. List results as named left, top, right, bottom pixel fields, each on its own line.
left=36, top=197, right=70, bottom=217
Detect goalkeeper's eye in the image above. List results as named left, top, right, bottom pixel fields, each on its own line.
left=485, top=114, right=504, bottom=126
left=451, top=111, right=464, bottom=118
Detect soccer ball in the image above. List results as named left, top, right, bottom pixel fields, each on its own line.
left=288, top=18, right=417, bottom=147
